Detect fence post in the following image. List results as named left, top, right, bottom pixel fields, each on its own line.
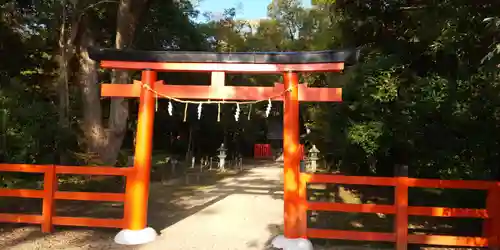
left=486, top=183, right=500, bottom=249
left=394, top=165, right=409, bottom=250
left=41, top=164, right=56, bottom=233
left=495, top=183, right=500, bottom=250
left=485, top=186, right=494, bottom=247
left=484, top=169, right=500, bottom=249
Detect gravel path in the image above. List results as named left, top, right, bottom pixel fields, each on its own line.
left=141, top=163, right=284, bottom=250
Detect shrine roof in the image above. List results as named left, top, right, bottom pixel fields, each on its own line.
left=88, top=47, right=359, bottom=65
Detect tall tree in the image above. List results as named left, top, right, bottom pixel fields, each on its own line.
left=106, top=0, right=150, bottom=164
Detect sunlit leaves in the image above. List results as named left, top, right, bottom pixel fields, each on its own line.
left=347, top=121, right=383, bottom=155
left=367, top=72, right=399, bottom=103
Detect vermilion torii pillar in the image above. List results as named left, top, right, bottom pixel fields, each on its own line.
left=89, top=47, right=358, bottom=247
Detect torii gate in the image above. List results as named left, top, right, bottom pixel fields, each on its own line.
left=89, top=47, right=358, bottom=247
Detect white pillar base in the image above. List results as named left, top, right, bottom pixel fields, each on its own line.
left=114, top=227, right=157, bottom=245
left=271, top=235, right=313, bottom=250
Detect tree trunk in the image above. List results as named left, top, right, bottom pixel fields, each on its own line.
left=104, top=0, right=149, bottom=165
left=78, top=20, right=108, bottom=163
left=56, top=0, right=70, bottom=164
left=77, top=0, right=149, bottom=165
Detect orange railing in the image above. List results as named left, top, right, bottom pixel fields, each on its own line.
left=3, top=162, right=499, bottom=248
left=301, top=173, right=500, bottom=248
left=0, top=163, right=132, bottom=232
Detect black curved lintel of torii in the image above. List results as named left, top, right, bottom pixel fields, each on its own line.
left=88, top=47, right=360, bottom=65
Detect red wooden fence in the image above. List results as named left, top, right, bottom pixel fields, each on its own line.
left=254, top=144, right=305, bottom=160
left=2, top=163, right=499, bottom=248
left=254, top=144, right=272, bottom=158
left=300, top=173, right=500, bottom=248
left=0, top=164, right=131, bottom=232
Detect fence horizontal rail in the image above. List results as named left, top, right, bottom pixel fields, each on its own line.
left=0, top=164, right=50, bottom=173
left=52, top=216, right=125, bottom=228
left=308, top=202, right=396, bottom=214
left=0, top=213, right=44, bottom=224
left=54, top=191, right=125, bottom=202
left=408, top=206, right=488, bottom=218
left=307, top=202, right=489, bottom=218
left=304, top=174, right=396, bottom=186
left=307, top=228, right=396, bottom=242
left=0, top=164, right=133, bottom=176
left=303, top=173, right=495, bottom=190
left=0, top=213, right=126, bottom=228
left=406, top=178, right=494, bottom=190
left=55, top=166, right=132, bottom=176
left=407, top=234, right=488, bottom=247
left=0, top=189, right=44, bottom=198
left=307, top=228, right=490, bottom=247
left=0, top=190, right=125, bottom=202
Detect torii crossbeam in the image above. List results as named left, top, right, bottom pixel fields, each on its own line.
left=89, top=47, right=359, bottom=246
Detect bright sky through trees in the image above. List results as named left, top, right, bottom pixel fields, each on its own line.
left=195, top=0, right=311, bottom=21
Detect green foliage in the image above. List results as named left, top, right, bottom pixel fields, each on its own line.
left=0, top=78, right=60, bottom=164
left=3, top=0, right=500, bottom=182
left=347, top=122, right=383, bottom=155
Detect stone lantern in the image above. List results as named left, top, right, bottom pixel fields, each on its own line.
left=217, top=143, right=227, bottom=171
left=170, top=158, right=178, bottom=176
left=307, top=145, right=320, bottom=172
